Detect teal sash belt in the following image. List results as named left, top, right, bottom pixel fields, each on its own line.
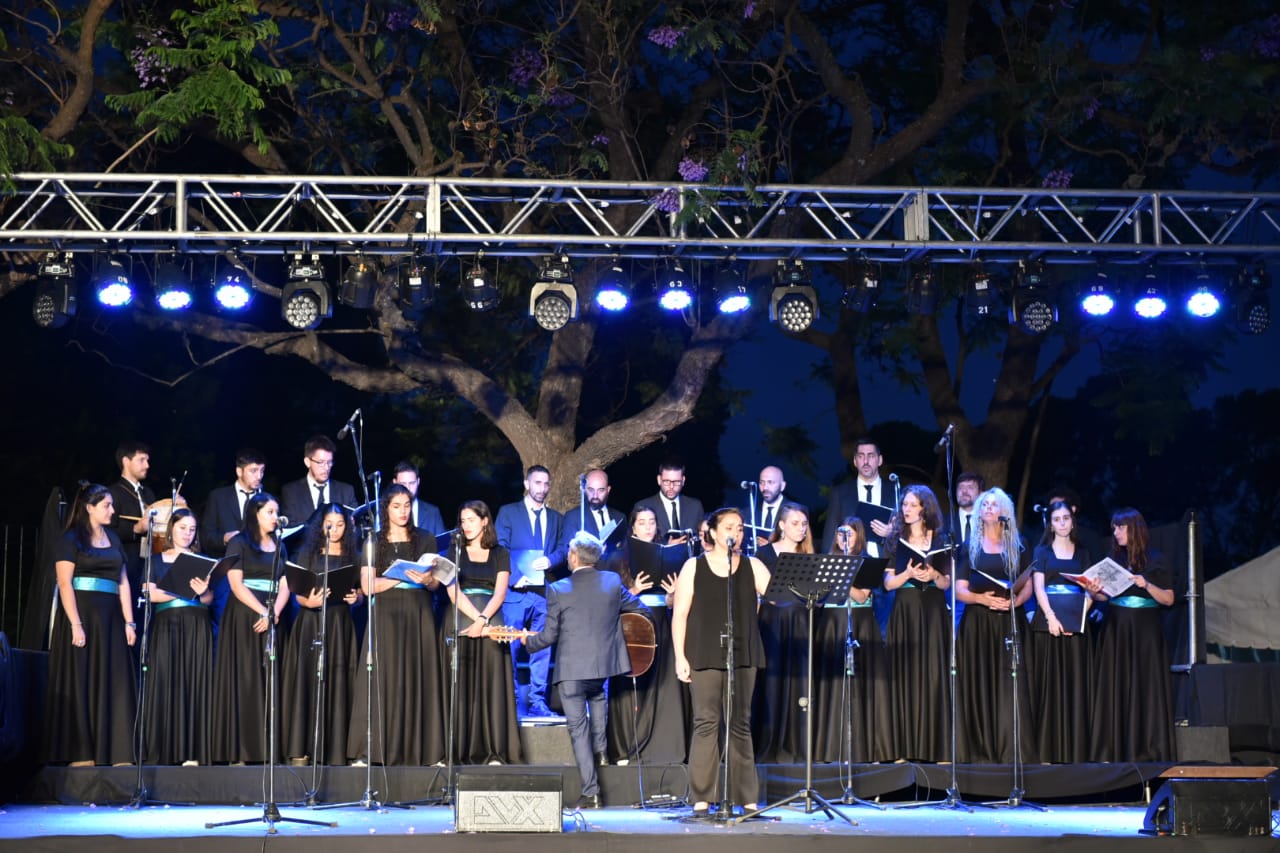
left=242, top=578, right=275, bottom=592
left=393, top=581, right=425, bottom=590
left=156, top=598, right=203, bottom=613
left=462, top=587, right=493, bottom=597
left=824, top=598, right=873, bottom=608
left=1045, top=584, right=1083, bottom=595
left=72, top=576, right=118, bottom=594
left=639, top=593, right=668, bottom=608
left=1112, top=594, right=1158, bottom=609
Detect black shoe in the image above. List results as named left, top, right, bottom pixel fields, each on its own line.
left=595, top=751, right=608, bottom=767
left=575, top=794, right=602, bottom=810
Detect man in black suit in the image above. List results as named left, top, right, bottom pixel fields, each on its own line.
left=392, top=460, right=446, bottom=536
left=947, top=471, right=985, bottom=547
left=520, top=532, right=650, bottom=809
left=748, top=464, right=788, bottom=550
left=279, top=434, right=357, bottom=526
left=558, top=468, right=626, bottom=556
left=633, top=460, right=704, bottom=547
left=496, top=465, right=566, bottom=717
left=108, top=439, right=155, bottom=596
left=202, top=448, right=267, bottom=556
left=821, top=437, right=895, bottom=555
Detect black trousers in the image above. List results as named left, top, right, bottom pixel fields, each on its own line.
left=688, top=667, right=758, bottom=806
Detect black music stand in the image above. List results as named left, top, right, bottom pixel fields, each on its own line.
left=738, top=552, right=863, bottom=826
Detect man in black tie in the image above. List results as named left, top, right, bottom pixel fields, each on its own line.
left=949, top=471, right=985, bottom=547
left=279, top=434, right=357, bottom=526
left=517, top=532, right=651, bottom=809
left=821, top=438, right=894, bottom=554
left=750, top=465, right=788, bottom=550
left=633, top=460, right=704, bottom=546
left=202, top=448, right=267, bottom=556
left=495, top=465, right=566, bottom=718
left=108, top=440, right=155, bottom=596
left=558, top=468, right=626, bottom=556
left=392, top=460, right=446, bottom=536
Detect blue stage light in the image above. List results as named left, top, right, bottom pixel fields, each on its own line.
left=94, top=258, right=133, bottom=307
left=657, top=261, right=693, bottom=312
left=214, top=272, right=252, bottom=311
left=595, top=261, right=631, bottom=312
left=715, top=266, right=751, bottom=314
left=1134, top=288, right=1168, bottom=319
left=154, top=261, right=193, bottom=311
left=1080, top=269, right=1115, bottom=317
left=1184, top=270, right=1222, bottom=318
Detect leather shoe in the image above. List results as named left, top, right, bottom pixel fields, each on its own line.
left=575, top=793, right=602, bottom=810
left=595, top=751, right=608, bottom=767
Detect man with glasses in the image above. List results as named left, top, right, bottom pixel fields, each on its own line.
left=280, top=434, right=357, bottom=526
left=633, top=460, right=704, bottom=546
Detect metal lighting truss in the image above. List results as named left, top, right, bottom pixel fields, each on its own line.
left=3, top=172, right=1280, bottom=263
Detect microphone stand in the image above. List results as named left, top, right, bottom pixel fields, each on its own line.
left=898, top=430, right=974, bottom=812
left=207, top=524, right=336, bottom=833
left=836, top=533, right=883, bottom=810
left=743, top=484, right=758, bottom=556
left=296, top=527, right=334, bottom=807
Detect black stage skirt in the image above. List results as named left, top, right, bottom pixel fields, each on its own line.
left=1089, top=606, right=1174, bottom=762
left=143, top=604, right=213, bottom=765
left=751, top=601, right=808, bottom=762
left=812, top=604, right=892, bottom=763
left=884, top=585, right=950, bottom=762
left=441, top=592, right=521, bottom=765
left=281, top=603, right=359, bottom=765
left=955, top=604, right=1036, bottom=764
left=606, top=604, right=691, bottom=764
left=347, top=586, right=445, bottom=765
left=1029, top=628, right=1093, bottom=763
left=210, top=597, right=280, bottom=764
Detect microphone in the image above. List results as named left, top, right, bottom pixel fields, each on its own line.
left=366, top=471, right=381, bottom=481
left=998, top=516, right=1011, bottom=526
left=888, top=473, right=899, bottom=483
left=174, top=469, right=188, bottom=493
left=934, top=423, right=955, bottom=450
left=580, top=473, right=587, bottom=489
left=1033, top=503, right=1047, bottom=514
left=336, top=407, right=361, bottom=440
left=837, top=525, right=854, bottom=534
left=739, top=481, right=757, bottom=490
left=277, top=515, right=290, bottom=527
left=725, top=535, right=736, bottom=549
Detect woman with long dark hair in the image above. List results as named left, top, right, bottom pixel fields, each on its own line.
left=1089, top=508, right=1175, bottom=762
left=1029, top=500, right=1094, bottom=763
left=281, top=503, right=362, bottom=766
left=347, top=483, right=444, bottom=766
left=882, top=484, right=950, bottom=762
left=143, top=507, right=213, bottom=766
left=211, top=492, right=292, bottom=764
left=672, top=507, right=770, bottom=815
left=954, top=488, right=1035, bottom=764
left=442, top=500, right=521, bottom=764
left=46, top=483, right=137, bottom=766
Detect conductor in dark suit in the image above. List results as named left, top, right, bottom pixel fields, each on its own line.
left=558, top=468, right=625, bottom=555
left=279, top=435, right=357, bottom=526
left=633, top=460, right=704, bottom=547
left=202, top=448, right=266, bottom=556
left=520, top=532, right=651, bottom=809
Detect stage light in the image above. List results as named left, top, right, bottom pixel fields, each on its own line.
left=657, top=260, right=693, bottom=312
left=339, top=255, right=379, bottom=308
left=714, top=265, right=751, bottom=315
left=1233, top=265, right=1270, bottom=335
left=967, top=267, right=995, bottom=316
left=769, top=259, right=818, bottom=333
left=94, top=257, right=133, bottom=307
left=1184, top=269, right=1223, bottom=318
left=841, top=261, right=880, bottom=313
left=529, top=255, right=578, bottom=331
left=153, top=260, right=193, bottom=311
left=906, top=266, right=938, bottom=316
left=1133, top=268, right=1168, bottom=319
left=594, top=260, right=631, bottom=312
left=1080, top=268, right=1116, bottom=317
left=213, top=270, right=253, bottom=311
left=32, top=252, right=77, bottom=329
left=397, top=255, right=436, bottom=312
left=281, top=252, right=331, bottom=330
left=1009, top=260, right=1057, bottom=334
left=464, top=257, right=499, bottom=311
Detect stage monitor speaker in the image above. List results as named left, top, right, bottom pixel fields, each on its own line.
left=455, top=769, right=563, bottom=833
left=1143, top=771, right=1274, bottom=837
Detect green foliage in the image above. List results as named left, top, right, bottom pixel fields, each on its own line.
left=0, top=116, right=74, bottom=182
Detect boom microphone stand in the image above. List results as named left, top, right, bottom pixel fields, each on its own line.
left=835, top=529, right=885, bottom=810
left=206, top=521, right=336, bottom=834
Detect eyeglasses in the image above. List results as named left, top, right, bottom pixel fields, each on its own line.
left=308, top=457, right=335, bottom=468
left=659, top=479, right=684, bottom=487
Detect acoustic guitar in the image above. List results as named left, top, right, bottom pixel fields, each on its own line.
left=484, top=611, right=657, bottom=677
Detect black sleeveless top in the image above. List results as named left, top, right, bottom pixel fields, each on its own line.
left=686, top=554, right=766, bottom=670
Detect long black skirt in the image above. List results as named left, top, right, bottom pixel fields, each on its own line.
left=606, top=605, right=691, bottom=764
left=281, top=603, right=359, bottom=765
left=884, top=586, right=950, bottom=762
left=143, top=603, right=213, bottom=764
left=210, top=597, right=280, bottom=764
left=1029, top=628, right=1093, bottom=763
left=441, top=592, right=521, bottom=765
left=812, top=604, right=891, bottom=763
left=45, top=589, right=137, bottom=765
left=955, top=604, right=1036, bottom=764
left=751, top=601, right=807, bottom=762
left=1089, top=606, right=1174, bottom=762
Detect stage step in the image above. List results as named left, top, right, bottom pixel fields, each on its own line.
left=518, top=721, right=574, bottom=765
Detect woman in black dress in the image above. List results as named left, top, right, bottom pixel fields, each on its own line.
left=441, top=500, right=521, bottom=765
left=672, top=507, right=770, bottom=815
left=1089, top=507, right=1175, bottom=762
left=348, top=483, right=444, bottom=766
left=143, top=507, right=213, bottom=766
left=281, top=503, right=362, bottom=766
left=813, top=518, right=890, bottom=763
left=752, top=502, right=814, bottom=762
left=47, top=483, right=137, bottom=766
left=954, top=488, right=1035, bottom=764
left=606, top=506, right=688, bottom=764
left=882, top=485, right=950, bottom=762
left=1030, top=500, right=1094, bottom=763
left=211, top=492, right=292, bottom=764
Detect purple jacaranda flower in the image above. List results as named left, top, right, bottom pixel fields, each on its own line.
left=509, top=47, right=545, bottom=87
left=591, top=133, right=610, bottom=146
left=744, top=1, right=756, bottom=18
left=1200, top=46, right=1217, bottom=62
left=547, top=89, right=574, bottom=108
left=647, top=26, right=685, bottom=49
left=1041, top=169, right=1073, bottom=189
left=678, top=157, right=709, bottom=182
left=131, top=28, right=176, bottom=89
left=386, top=7, right=415, bottom=32
left=1083, top=97, right=1099, bottom=120
left=1255, top=14, right=1280, bottom=58
left=737, top=152, right=749, bottom=171
left=653, top=188, right=681, bottom=213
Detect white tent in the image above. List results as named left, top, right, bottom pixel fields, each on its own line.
left=1205, top=545, right=1280, bottom=653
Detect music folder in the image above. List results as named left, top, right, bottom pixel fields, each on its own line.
left=285, top=560, right=359, bottom=597
left=622, top=538, right=686, bottom=592
left=509, top=549, right=547, bottom=586
left=857, top=501, right=894, bottom=547
left=156, top=552, right=239, bottom=600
